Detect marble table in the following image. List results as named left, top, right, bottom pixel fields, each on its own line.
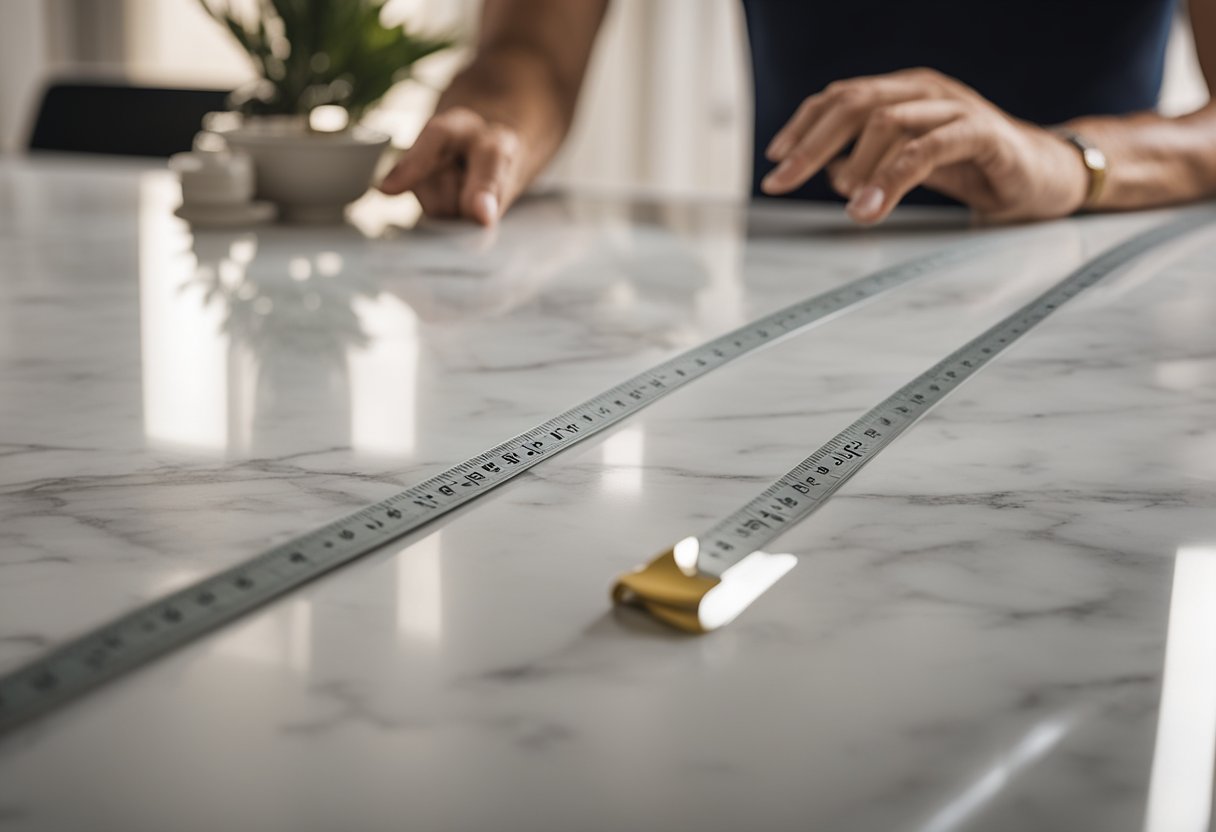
left=1, top=155, right=1215, bottom=832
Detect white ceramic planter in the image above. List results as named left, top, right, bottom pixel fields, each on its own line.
left=220, top=117, right=390, bottom=224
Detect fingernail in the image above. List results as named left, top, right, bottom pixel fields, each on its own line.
left=475, top=192, right=499, bottom=226
left=846, top=185, right=884, bottom=220
left=766, top=136, right=790, bottom=161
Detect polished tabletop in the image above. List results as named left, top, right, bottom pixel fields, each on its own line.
left=1, top=156, right=1215, bottom=832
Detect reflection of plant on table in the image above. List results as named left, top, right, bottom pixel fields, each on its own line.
left=188, top=230, right=381, bottom=365
left=199, top=0, right=452, bottom=123
left=182, top=229, right=401, bottom=451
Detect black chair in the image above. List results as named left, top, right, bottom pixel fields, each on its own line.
left=27, top=81, right=231, bottom=158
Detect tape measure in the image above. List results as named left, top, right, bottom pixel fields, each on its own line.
left=0, top=234, right=1006, bottom=734
left=613, top=211, right=1214, bottom=632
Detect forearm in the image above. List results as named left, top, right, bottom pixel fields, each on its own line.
left=434, top=0, right=607, bottom=187
left=380, top=1, right=604, bottom=223
left=1066, top=104, right=1216, bottom=210
left=436, top=45, right=574, bottom=183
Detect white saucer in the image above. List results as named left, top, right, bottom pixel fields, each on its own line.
left=174, top=200, right=277, bottom=228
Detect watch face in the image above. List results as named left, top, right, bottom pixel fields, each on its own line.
left=1082, top=147, right=1107, bottom=170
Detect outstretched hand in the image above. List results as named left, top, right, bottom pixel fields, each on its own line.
left=379, top=107, right=525, bottom=226
left=761, top=67, right=1090, bottom=225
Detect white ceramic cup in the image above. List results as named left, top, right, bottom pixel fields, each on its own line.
left=169, top=145, right=255, bottom=206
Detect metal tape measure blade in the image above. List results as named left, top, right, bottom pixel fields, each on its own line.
left=696, top=212, right=1214, bottom=576
left=0, top=236, right=998, bottom=734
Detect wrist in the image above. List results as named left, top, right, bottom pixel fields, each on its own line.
left=1065, top=107, right=1216, bottom=210
left=438, top=56, right=568, bottom=179
left=443, top=47, right=571, bottom=130
left=1032, top=126, right=1090, bottom=217
left=1050, top=127, right=1108, bottom=212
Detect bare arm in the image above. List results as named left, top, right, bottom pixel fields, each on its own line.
left=1066, top=0, right=1216, bottom=209
left=379, top=0, right=609, bottom=225
left=763, top=3, right=1216, bottom=225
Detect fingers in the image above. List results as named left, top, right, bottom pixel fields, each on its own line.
left=832, top=100, right=967, bottom=198
left=378, top=107, right=483, bottom=196
left=762, top=106, right=860, bottom=194
left=847, top=120, right=993, bottom=224
left=459, top=128, right=520, bottom=227
left=761, top=73, right=949, bottom=194
left=379, top=107, right=522, bottom=226
left=411, top=178, right=446, bottom=217
left=765, top=95, right=829, bottom=162
left=410, top=163, right=464, bottom=218
left=765, top=74, right=932, bottom=161
left=763, top=68, right=1028, bottom=224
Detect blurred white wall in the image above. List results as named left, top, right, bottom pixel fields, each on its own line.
left=1163, top=11, right=1212, bottom=116
left=122, top=0, right=256, bottom=88
left=0, top=0, right=1210, bottom=197
left=550, top=0, right=750, bottom=196
left=0, top=0, right=49, bottom=154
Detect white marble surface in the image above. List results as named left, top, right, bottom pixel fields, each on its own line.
left=2, top=155, right=1216, bottom=831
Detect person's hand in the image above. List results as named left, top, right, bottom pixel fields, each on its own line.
left=761, top=67, right=1090, bottom=225
left=379, top=107, right=525, bottom=226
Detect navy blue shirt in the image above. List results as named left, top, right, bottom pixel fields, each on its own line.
left=742, top=0, right=1178, bottom=203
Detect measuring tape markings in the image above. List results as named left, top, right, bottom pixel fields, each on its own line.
left=613, top=211, right=1214, bottom=630
left=700, top=213, right=1214, bottom=573
left=0, top=234, right=1004, bottom=733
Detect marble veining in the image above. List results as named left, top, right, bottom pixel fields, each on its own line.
left=1, top=156, right=1216, bottom=831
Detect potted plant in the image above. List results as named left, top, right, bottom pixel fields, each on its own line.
left=199, top=0, right=451, bottom=223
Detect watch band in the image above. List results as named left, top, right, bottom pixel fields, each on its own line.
left=1052, top=127, right=1108, bottom=210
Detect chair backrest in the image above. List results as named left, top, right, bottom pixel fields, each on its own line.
left=28, top=81, right=231, bottom=158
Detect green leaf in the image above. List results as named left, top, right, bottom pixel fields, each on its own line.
left=198, top=0, right=455, bottom=120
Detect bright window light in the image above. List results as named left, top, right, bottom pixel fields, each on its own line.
left=1144, top=546, right=1216, bottom=832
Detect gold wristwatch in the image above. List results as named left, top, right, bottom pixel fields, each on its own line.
left=1052, top=127, right=1108, bottom=210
